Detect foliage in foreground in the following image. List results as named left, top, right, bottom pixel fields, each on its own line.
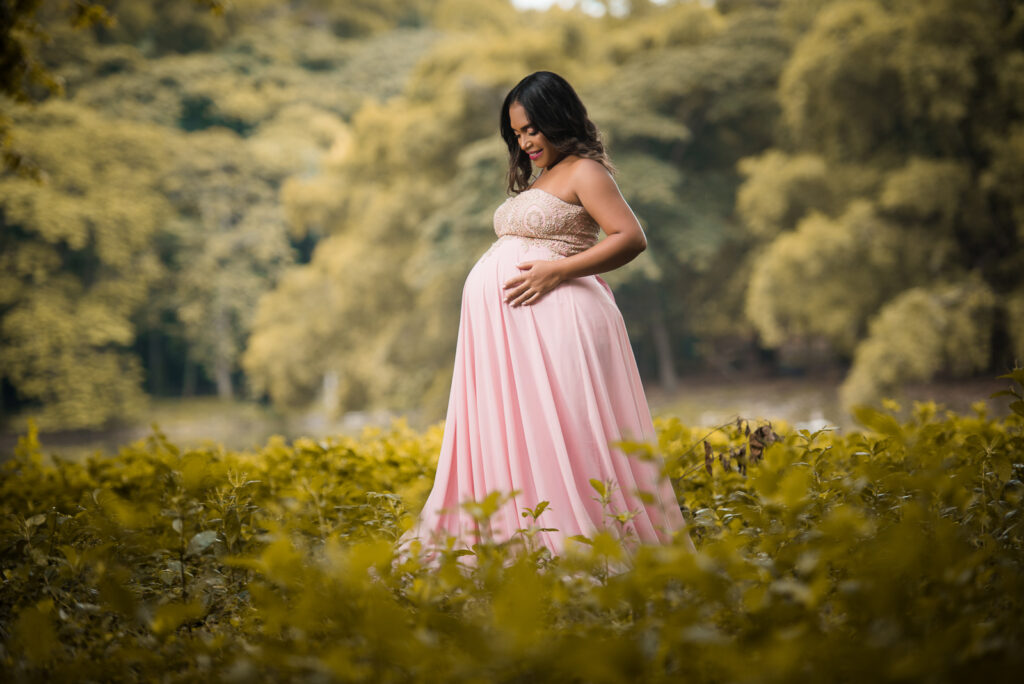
left=2, top=375, right=1024, bottom=682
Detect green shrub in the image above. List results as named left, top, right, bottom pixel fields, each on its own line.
left=2, top=376, right=1023, bottom=682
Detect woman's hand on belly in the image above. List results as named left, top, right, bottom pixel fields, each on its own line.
left=503, top=259, right=566, bottom=307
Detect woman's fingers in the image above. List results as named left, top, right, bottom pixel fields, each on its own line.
left=504, top=282, right=529, bottom=304
left=522, top=290, right=545, bottom=306
left=508, top=286, right=544, bottom=307
left=503, top=262, right=540, bottom=289
left=505, top=282, right=533, bottom=306
left=503, top=261, right=554, bottom=306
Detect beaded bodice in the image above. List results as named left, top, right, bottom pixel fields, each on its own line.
left=492, top=188, right=600, bottom=257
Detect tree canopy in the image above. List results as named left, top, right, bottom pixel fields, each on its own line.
left=2, top=0, right=1021, bottom=428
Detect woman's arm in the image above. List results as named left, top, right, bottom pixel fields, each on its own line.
left=503, top=159, right=647, bottom=307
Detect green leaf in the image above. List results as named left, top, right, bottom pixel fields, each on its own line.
left=149, top=600, right=205, bottom=638
left=591, top=531, right=624, bottom=559
left=852, top=405, right=903, bottom=436
left=11, top=602, right=57, bottom=664
left=997, top=368, right=1024, bottom=386
left=186, top=530, right=219, bottom=557
left=1009, top=400, right=1024, bottom=418
left=989, top=389, right=1019, bottom=399
left=993, top=454, right=1013, bottom=483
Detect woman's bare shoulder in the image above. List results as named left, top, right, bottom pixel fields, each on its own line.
left=569, top=157, right=617, bottom=195
left=566, top=156, right=608, bottom=174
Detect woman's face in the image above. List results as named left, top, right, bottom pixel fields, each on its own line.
left=509, top=101, right=557, bottom=170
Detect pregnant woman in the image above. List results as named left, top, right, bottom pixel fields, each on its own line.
left=398, top=71, right=695, bottom=566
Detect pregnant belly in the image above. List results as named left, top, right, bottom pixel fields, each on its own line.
left=465, top=236, right=618, bottom=317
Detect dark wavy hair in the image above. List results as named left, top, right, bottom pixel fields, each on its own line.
left=500, top=71, right=614, bottom=194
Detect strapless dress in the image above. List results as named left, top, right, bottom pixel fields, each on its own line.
left=398, top=187, right=694, bottom=565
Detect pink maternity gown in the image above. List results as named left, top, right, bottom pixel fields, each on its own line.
left=397, top=186, right=694, bottom=564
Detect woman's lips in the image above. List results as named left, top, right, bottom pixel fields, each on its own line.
left=528, top=149, right=542, bottom=160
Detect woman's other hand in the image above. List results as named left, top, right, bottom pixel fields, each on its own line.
left=503, top=260, right=565, bottom=306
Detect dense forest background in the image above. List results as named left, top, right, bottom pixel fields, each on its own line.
left=1, top=0, right=1022, bottom=433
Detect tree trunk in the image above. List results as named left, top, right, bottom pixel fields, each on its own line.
left=214, top=305, right=234, bottom=401
left=650, top=303, right=678, bottom=393
left=322, top=369, right=340, bottom=419
left=213, top=290, right=234, bottom=400
left=214, top=356, right=233, bottom=400
left=182, top=346, right=196, bottom=397
left=148, top=328, right=165, bottom=395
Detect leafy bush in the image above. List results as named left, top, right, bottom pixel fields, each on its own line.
left=2, top=375, right=1023, bottom=682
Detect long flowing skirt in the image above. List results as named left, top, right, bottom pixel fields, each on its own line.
left=398, top=235, right=694, bottom=564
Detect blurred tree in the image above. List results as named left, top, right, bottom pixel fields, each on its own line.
left=739, top=0, right=1024, bottom=406
left=736, top=151, right=835, bottom=240
left=745, top=201, right=917, bottom=354
left=293, top=0, right=431, bottom=37
left=588, top=5, right=790, bottom=384
left=2, top=5, right=432, bottom=423
left=160, top=128, right=297, bottom=399
left=242, top=1, right=792, bottom=415
left=61, top=12, right=436, bottom=129
left=9, top=0, right=1020, bottom=427
left=0, top=1, right=243, bottom=174
left=839, top=279, right=997, bottom=409
left=86, top=0, right=233, bottom=54
left=0, top=0, right=113, bottom=175
left=244, top=2, right=596, bottom=417
left=0, top=101, right=171, bottom=428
